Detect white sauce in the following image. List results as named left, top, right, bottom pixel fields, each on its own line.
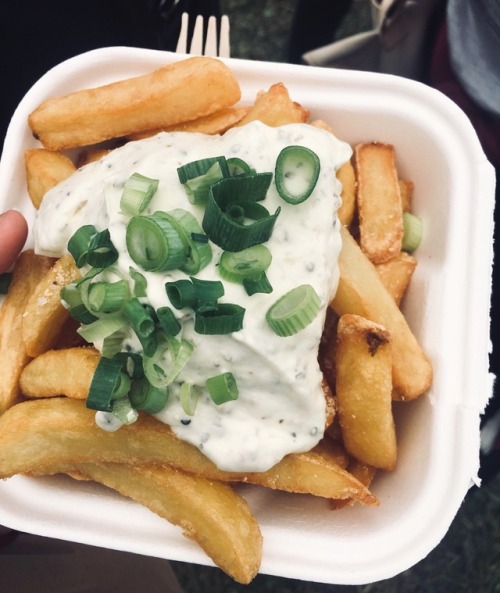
left=34, top=121, right=351, bottom=472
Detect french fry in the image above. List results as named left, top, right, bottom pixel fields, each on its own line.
left=331, top=225, right=432, bottom=400
left=337, top=160, right=357, bottom=227
left=0, top=397, right=378, bottom=505
left=0, top=250, right=55, bottom=414
left=21, top=254, right=81, bottom=358
left=20, top=347, right=99, bottom=399
left=355, top=142, right=403, bottom=264
left=33, top=461, right=261, bottom=584
left=28, top=57, right=241, bottom=150
left=399, top=178, right=414, bottom=212
left=236, top=83, right=309, bottom=127
left=375, top=251, right=417, bottom=306
left=129, top=106, right=251, bottom=140
left=335, top=314, right=397, bottom=470
left=24, top=148, right=77, bottom=209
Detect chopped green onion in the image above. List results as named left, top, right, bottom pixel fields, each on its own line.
left=113, top=351, right=144, bottom=380
left=129, top=266, right=148, bottom=297
left=177, top=156, right=230, bottom=204
left=111, top=396, right=139, bottom=425
left=143, top=337, right=194, bottom=388
left=156, top=306, right=181, bottom=336
left=126, top=213, right=188, bottom=272
left=275, top=145, right=320, bottom=204
left=219, top=245, right=272, bottom=284
left=86, top=356, right=126, bottom=411
left=226, top=157, right=255, bottom=177
left=129, top=379, right=169, bottom=413
left=0, top=273, right=12, bottom=294
left=67, top=225, right=98, bottom=267
left=243, top=272, right=273, bottom=296
left=180, top=382, right=199, bottom=416
left=101, top=330, right=128, bottom=358
left=124, top=298, right=156, bottom=337
left=86, top=229, right=119, bottom=268
left=206, top=372, right=239, bottom=405
left=266, top=284, right=321, bottom=337
left=77, top=316, right=125, bottom=343
left=402, top=211, right=423, bottom=252
left=191, top=277, right=224, bottom=309
left=165, top=279, right=198, bottom=310
left=87, top=280, right=130, bottom=315
left=61, top=283, right=98, bottom=324
left=164, top=209, right=212, bottom=274
left=120, top=172, right=159, bottom=215
left=195, top=303, right=245, bottom=334
left=203, top=174, right=279, bottom=251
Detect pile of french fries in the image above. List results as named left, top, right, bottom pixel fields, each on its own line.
left=0, top=56, right=432, bottom=583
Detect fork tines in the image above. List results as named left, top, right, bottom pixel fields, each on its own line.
left=176, top=13, right=230, bottom=58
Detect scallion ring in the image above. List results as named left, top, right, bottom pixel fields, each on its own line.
left=194, top=303, right=245, bottom=335
left=206, top=372, right=239, bottom=405
left=266, top=284, right=321, bottom=337
left=120, top=172, right=159, bottom=216
left=86, top=356, right=127, bottom=411
left=275, top=145, right=320, bottom=204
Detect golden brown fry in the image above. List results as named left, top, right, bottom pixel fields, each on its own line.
left=129, top=106, right=251, bottom=140
left=375, top=251, right=417, bottom=306
left=20, top=347, right=99, bottom=399
left=21, top=254, right=81, bottom=358
left=335, top=314, right=397, bottom=470
left=355, top=142, right=403, bottom=264
left=28, top=57, right=241, bottom=150
left=0, top=251, right=55, bottom=414
left=237, top=83, right=309, bottom=127
left=0, top=398, right=378, bottom=505
left=331, top=226, right=432, bottom=400
left=399, top=179, right=414, bottom=212
left=337, top=160, right=357, bottom=227
left=43, top=461, right=261, bottom=584
left=330, top=460, right=377, bottom=509
left=24, top=149, right=76, bottom=209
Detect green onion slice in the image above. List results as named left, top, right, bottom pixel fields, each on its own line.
left=77, top=316, right=125, bottom=343
left=101, top=330, right=128, bottom=358
left=61, top=283, right=98, bottom=324
left=243, top=272, right=273, bottom=296
left=402, top=211, right=423, bottom=252
left=86, top=229, right=119, bottom=268
left=219, top=244, right=272, bottom=284
left=195, top=303, right=245, bottom=335
left=120, top=172, right=159, bottom=216
left=86, top=356, right=127, bottom=411
left=177, top=156, right=230, bottom=204
left=0, top=273, right=12, bottom=294
left=266, top=284, right=321, bottom=337
left=156, top=306, right=181, bottom=336
left=275, top=145, right=321, bottom=204
left=165, top=279, right=198, bottom=310
left=112, top=396, right=139, bottom=425
left=203, top=174, right=279, bottom=251
left=129, top=266, right=148, bottom=297
left=67, top=225, right=98, bottom=267
left=87, top=280, right=130, bottom=315
left=162, top=209, right=212, bottom=274
left=206, top=372, right=239, bottom=405
left=143, top=337, right=194, bottom=389
left=129, top=379, right=169, bottom=414
left=226, top=157, right=255, bottom=177
left=126, top=213, right=188, bottom=272
left=113, top=351, right=144, bottom=380
left=180, top=382, right=199, bottom=416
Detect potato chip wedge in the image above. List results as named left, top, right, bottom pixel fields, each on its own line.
left=0, top=398, right=377, bottom=505
left=24, top=148, right=76, bottom=209
left=236, top=83, right=309, bottom=127
left=21, top=254, right=80, bottom=358
left=20, top=347, right=99, bottom=399
left=355, top=142, right=403, bottom=264
left=0, top=251, right=55, bottom=414
left=375, top=251, right=417, bottom=306
left=335, top=314, right=397, bottom=470
left=28, top=57, right=241, bottom=150
left=29, top=461, right=262, bottom=584
left=331, top=225, right=432, bottom=400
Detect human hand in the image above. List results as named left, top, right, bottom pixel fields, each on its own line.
left=0, top=210, right=28, bottom=273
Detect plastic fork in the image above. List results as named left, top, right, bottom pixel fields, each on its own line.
left=175, top=13, right=230, bottom=57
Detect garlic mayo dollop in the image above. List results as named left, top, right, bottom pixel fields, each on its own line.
left=35, top=121, right=352, bottom=472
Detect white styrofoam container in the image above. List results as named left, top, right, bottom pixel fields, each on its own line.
left=0, top=48, right=495, bottom=585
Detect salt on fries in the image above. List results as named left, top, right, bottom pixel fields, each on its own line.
left=0, top=56, right=432, bottom=583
